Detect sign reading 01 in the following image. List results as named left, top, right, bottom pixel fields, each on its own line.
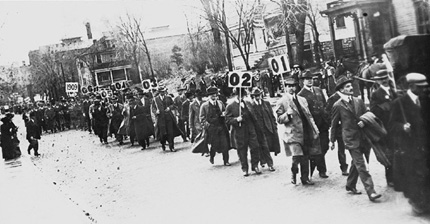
left=268, top=54, right=290, bottom=75
left=141, top=79, right=158, bottom=90
left=65, top=82, right=79, bottom=93
left=228, top=71, right=252, bottom=88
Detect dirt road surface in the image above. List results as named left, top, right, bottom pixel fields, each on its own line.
left=5, top=114, right=430, bottom=224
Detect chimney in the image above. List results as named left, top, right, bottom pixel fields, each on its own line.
left=85, top=22, right=92, bottom=40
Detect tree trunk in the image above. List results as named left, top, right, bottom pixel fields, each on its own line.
left=294, top=0, right=308, bottom=66
left=285, top=26, right=294, bottom=67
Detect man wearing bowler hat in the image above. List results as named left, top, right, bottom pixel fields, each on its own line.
left=369, top=69, right=397, bottom=187
left=299, top=70, right=330, bottom=179
left=330, top=76, right=382, bottom=202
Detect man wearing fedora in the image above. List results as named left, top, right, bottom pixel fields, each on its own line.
left=369, top=69, right=397, bottom=187
left=299, top=70, right=330, bottom=179
left=131, top=90, right=154, bottom=150
left=151, top=86, right=183, bottom=152
left=189, top=90, right=205, bottom=144
left=200, top=87, right=230, bottom=165
left=174, top=87, right=188, bottom=142
left=226, top=88, right=261, bottom=176
left=248, top=87, right=280, bottom=172
left=330, top=76, right=382, bottom=202
left=389, top=73, right=430, bottom=214
left=276, top=77, right=320, bottom=185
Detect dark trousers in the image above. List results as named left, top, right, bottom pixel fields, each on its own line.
left=98, top=126, right=108, bottom=143
left=347, top=147, right=376, bottom=196
left=336, top=134, right=348, bottom=172
left=138, top=138, right=150, bottom=148
left=85, top=114, right=92, bottom=133
left=235, top=126, right=260, bottom=172
left=27, top=139, right=39, bottom=155
left=259, top=129, right=274, bottom=167
left=310, top=130, right=329, bottom=175
left=177, top=118, right=187, bottom=141
left=292, top=155, right=310, bottom=182
left=209, top=146, right=229, bottom=163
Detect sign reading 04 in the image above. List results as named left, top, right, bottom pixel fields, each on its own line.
left=268, top=54, right=290, bottom=75
left=65, top=82, right=79, bottom=93
left=141, top=79, right=158, bottom=90
left=228, top=71, right=252, bottom=88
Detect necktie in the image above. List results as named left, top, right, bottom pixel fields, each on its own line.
left=416, top=98, right=421, bottom=107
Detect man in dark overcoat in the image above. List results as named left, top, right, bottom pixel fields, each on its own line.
left=388, top=73, right=430, bottom=214
left=248, top=87, right=280, bottom=172
left=131, top=91, right=154, bottom=150
left=369, top=69, right=397, bottom=187
left=330, top=76, right=382, bottom=202
left=299, top=70, right=330, bottom=179
left=226, top=88, right=261, bottom=176
left=200, top=87, right=230, bottom=165
left=92, top=96, right=109, bottom=144
left=151, top=86, right=182, bottom=152
left=108, top=96, right=124, bottom=145
left=174, top=87, right=188, bottom=142
left=26, top=112, right=41, bottom=156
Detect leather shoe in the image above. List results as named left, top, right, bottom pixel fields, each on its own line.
left=253, top=167, right=262, bottom=175
left=170, top=148, right=177, bottom=152
left=346, top=186, right=362, bottom=195
left=291, top=175, right=297, bottom=185
left=269, top=166, right=276, bottom=172
left=302, top=180, right=315, bottom=185
left=369, top=193, right=382, bottom=201
left=319, top=173, right=329, bottom=178
left=224, top=162, right=231, bottom=166
left=342, top=171, right=349, bottom=176
left=161, top=145, right=166, bottom=151
left=243, top=171, right=249, bottom=177
left=209, top=157, right=214, bottom=164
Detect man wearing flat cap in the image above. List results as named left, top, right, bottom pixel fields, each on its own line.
left=369, top=69, right=397, bottom=187
left=299, top=70, right=330, bottom=179
left=151, top=85, right=183, bottom=152
left=276, top=77, right=320, bottom=185
left=330, top=76, right=382, bottom=202
left=389, top=73, right=430, bottom=214
left=247, top=87, right=280, bottom=172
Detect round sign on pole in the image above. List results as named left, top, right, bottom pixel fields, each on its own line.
left=87, top=85, right=93, bottom=93
left=100, top=90, right=108, bottom=98
left=142, top=79, right=151, bottom=90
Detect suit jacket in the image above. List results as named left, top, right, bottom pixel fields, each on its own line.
left=325, top=92, right=342, bottom=137
left=330, top=96, right=367, bottom=149
left=370, top=87, right=397, bottom=127
left=298, top=86, right=330, bottom=131
left=26, top=119, right=41, bottom=140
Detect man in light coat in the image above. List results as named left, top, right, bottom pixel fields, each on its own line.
left=189, top=90, right=204, bottom=144
left=276, top=78, right=320, bottom=185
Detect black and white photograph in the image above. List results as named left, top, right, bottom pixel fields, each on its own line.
left=0, top=0, right=429, bottom=223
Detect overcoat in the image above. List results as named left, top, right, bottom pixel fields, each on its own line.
left=1, top=117, right=21, bottom=160
left=200, top=100, right=230, bottom=153
left=151, top=94, right=183, bottom=140
left=189, top=99, right=204, bottom=138
left=275, top=94, right=320, bottom=156
left=247, top=99, right=281, bottom=155
left=131, top=98, right=154, bottom=141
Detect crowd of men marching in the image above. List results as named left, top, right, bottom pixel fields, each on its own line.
left=5, top=63, right=429, bottom=214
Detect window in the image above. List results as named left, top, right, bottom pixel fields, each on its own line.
left=414, top=0, right=430, bottom=34
left=336, top=16, right=346, bottom=29
left=96, top=54, right=102, bottom=63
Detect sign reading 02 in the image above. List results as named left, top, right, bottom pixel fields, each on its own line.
left=268, top=54, right=290, bottom=75
left=228, top=71, right=252, bottom=88
left=141, top=79, right=158, bottom=90
left=65, top=82, right=79, bottom=93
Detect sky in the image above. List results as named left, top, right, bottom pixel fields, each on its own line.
left=0, top=0, right=202, bottom=65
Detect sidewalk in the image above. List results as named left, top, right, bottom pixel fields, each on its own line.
left=0, top=155, right=93, bottom=224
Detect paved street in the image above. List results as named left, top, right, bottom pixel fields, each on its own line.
left=0, top=109, right=429, bottom=224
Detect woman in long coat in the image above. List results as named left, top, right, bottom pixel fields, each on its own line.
left=1, top=113, right=21, bottom=160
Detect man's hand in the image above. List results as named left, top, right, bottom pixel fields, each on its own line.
left=132, top=116, right=136, bottom=119
left=329, top=142, right=335, bottom=150
left=156, top=109, right=160, bottom=115
left=403, top=122, right=411, bottom=133
left=357, top=121, right=365, bottom=128
left=237, top=116, right=243, bottom=122
left=165, top=107, right=170, bottom=112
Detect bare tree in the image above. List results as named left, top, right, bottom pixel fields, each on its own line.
left=307, top=0, right=324, bottom=67
left=117, top=13, right=154, bottom=80
left=207, top=0, right=259, bottom=70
